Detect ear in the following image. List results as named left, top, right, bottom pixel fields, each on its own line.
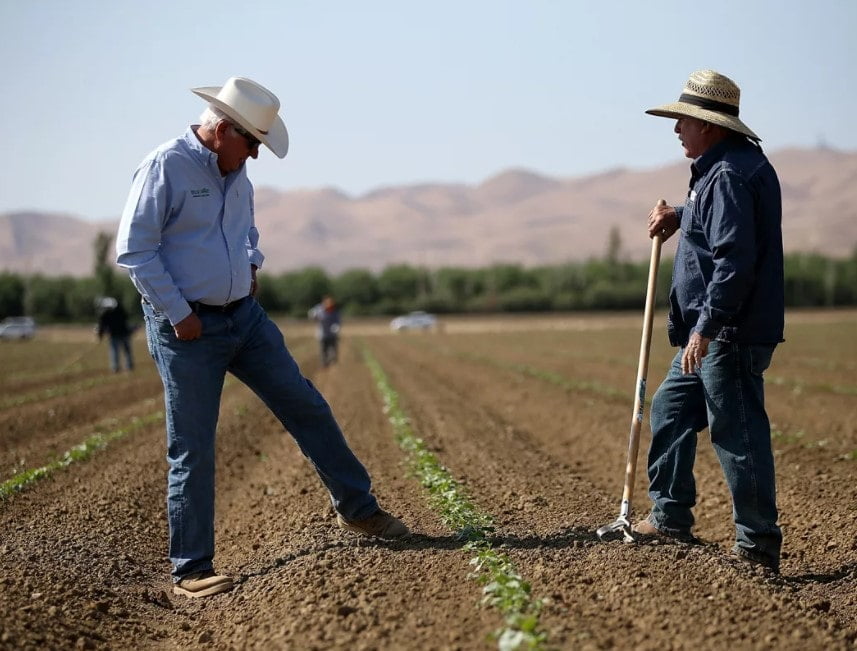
left=210, top=120, right=234, bottom=150
left=702, top=121, right=727, bottom=136
left=214, top=120, right=232, bottom=139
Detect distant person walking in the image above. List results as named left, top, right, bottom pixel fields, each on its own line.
left=96, top=297, right=134, bottom=373
left=634, top=70, right=785, bottom=574
left=308, top=295, right=341, bottom=366
left=116, top=76, right=408, bottom=599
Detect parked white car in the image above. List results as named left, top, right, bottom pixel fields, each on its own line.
left=0, top=316, right=36, bottom=340
left=390, top=311, right=437, bottom=332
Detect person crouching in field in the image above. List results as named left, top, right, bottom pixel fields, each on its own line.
left=116, top=76, right=408, bottom=599
left=634, top=70, right=784, bottom=574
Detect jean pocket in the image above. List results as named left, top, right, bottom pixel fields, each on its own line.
left=748, top=344, right=775, bottom=376
left=143, top=315, right=157, bottom=359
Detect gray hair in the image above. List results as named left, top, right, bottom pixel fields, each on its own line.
left=200, top=105, right=232, bottom=130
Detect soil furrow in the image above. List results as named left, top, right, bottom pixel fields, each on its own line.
left=363, top=334, right=855, bottom=647
left=1, top=315, right=854, bottom=650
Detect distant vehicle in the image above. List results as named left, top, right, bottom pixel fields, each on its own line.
left=390, top=311, right=437, bottom=332
left=0, top=316, right=36, bottom=341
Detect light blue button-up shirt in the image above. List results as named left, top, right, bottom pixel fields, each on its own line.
left=116, top=127, right=265, bottom=325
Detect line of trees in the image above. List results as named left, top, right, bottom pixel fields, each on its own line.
left=2, top=249, right=856, bottom=324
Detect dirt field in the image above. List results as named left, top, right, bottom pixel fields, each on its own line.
left=1, top=310, right=855, bottom=650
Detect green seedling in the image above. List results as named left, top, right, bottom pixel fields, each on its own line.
left=363, top=346, right=547, bottom=650
left=0, top=412, right=163, bottom=500
left=0, top=376, right=116, bottom=411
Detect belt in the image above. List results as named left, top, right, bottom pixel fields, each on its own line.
left=188, top=296, right=250, bottom=314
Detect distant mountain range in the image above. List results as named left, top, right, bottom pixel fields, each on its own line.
left=1, top=147, right=855, bottom=277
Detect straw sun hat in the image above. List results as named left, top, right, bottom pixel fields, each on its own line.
left=192, top=77, right=289, bottom=158
left=646, top=69, right=759, bottom=141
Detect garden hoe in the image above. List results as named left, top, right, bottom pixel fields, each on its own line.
left=596, top=200, right=665, bottom=543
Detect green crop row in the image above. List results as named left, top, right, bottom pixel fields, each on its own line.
left=767, top=375, right=857, bottom=397
left=362, top=346, right=547, bottom=651
left=0, top=375, right=119, bottom=411
left=401, top=337, right=628, bottom=404
left=0, top=412, right=163, bottom=500
left=1, top=340, right=312, bottom=501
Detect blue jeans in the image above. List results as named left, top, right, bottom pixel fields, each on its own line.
left=108, top=335, right=134, bottom=372
left=142, top=297, right=378, bottom=580
left=646, top=341, right=782, bottom=563
left=320, top=335, right=338, bottom=366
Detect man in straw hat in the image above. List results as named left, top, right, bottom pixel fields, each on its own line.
left=116, top=77, right=408, bottom=598
left=633, top=70, right=784, bottom=573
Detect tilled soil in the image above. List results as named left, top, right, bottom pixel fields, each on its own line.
left=1, top=312, right=855, bottom=650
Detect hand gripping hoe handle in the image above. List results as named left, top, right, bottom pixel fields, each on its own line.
left=596, top=200, right=665, bottom=543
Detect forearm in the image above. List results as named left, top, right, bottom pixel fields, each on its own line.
left=119, top=251, right=190, bottom=325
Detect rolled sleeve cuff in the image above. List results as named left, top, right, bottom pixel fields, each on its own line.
left=165, top=300, right=192, bottom=326
left=248, top=250, right=264, bottom=269
left=694, top=317, right=721, bottom=340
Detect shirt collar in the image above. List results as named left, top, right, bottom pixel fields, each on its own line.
left=182, top=126, right=217, bottom=166
left=691, top=135, right=745, bottom=178
left=182, top=125, right=248, bottom=183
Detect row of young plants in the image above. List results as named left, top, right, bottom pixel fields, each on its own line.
left=0, top=374, right=121, bottom=411
left=404, top=337, right=856, bottom=461
left=0, top=412, right=163, bottom=500
left=1, top=338, right=319, bottom=502
left=361, top=347, right=548, bottom=651
left=766, top=374, right=857, bottom=397
left=406, top=337, right=629, bottom=404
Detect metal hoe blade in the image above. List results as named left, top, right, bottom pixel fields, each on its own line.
left=596, top=517, right=635, bottom=543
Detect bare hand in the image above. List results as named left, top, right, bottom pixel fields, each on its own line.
left=647, top=202, right=679, bottom=241
left=681, top=332, right=710, bottom=374
left=174, top=313, right=202, bottom=341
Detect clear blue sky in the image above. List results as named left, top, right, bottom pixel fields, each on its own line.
left=1, top=0, right=854, bottom=221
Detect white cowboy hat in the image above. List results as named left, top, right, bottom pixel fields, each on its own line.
left=191, top=77, right=289, bottom=158
left=646, top=69, right=760, bottom=141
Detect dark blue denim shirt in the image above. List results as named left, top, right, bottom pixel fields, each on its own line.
left=668, top=135, right=784, bottom=347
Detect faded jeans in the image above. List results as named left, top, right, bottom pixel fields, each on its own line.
left=320, top=335, right=339, bottom=367
left=108, top=335, right=134, bottom=372
left=646, top=341, right=782, bottom=564
left=142, top=297, right=378, bottom=580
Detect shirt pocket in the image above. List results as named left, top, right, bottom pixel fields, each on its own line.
left=678, top=202, right=707, bottom=308
left=679, top=196, right=703, bottom=235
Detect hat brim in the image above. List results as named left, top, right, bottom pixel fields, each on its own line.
left=646, top=102, right=760, bottom=141
left=192, top=86, right=289, bottom=158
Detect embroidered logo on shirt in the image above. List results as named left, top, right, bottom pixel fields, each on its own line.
left=190, top=187, right=211, bottom=198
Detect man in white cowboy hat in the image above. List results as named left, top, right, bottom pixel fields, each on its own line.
left=633, top=70, right=784, bottom=573
left=116, top=76, right=408, bottom=598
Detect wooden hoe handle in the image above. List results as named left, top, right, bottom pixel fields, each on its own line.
left=618, top=199, right=665, bottom=519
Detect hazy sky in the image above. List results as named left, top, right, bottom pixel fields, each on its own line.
left=1, top=0, right=855, bottom=222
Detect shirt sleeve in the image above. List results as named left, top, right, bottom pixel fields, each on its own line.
left=694, top=169, right=756, bottom=338
left=245, top=183, right=265, bottom=269
left=115, top=158, right=192, bottom=326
